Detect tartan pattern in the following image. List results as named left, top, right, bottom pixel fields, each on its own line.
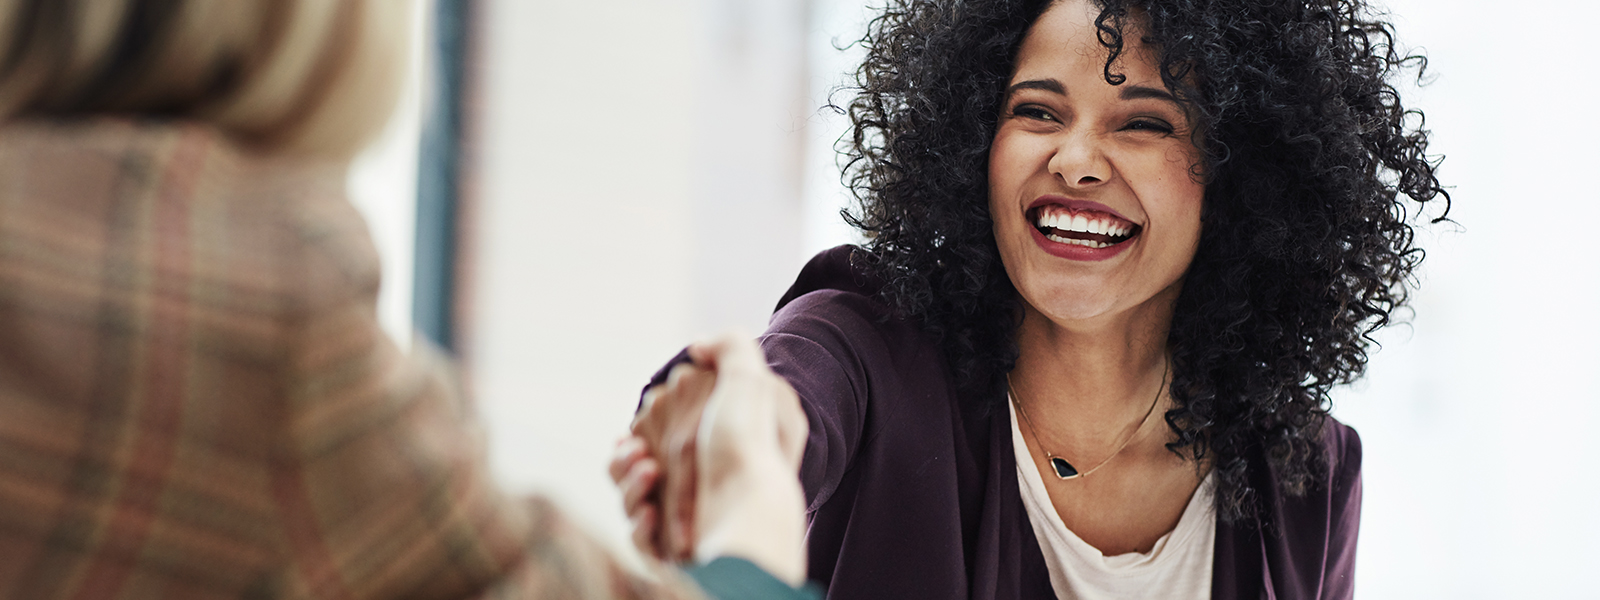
left=0, top=120, right=702, bottom=600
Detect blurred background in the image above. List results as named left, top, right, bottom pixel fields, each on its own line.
left=351, top=0, right=1599, bottom=597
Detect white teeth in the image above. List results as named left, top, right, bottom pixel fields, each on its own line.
left=1045, top=233, right=1113, bottom=249
left=1034, top=213, right=1132, bottom=236
left=1032, top=208, right=1140, bottom=243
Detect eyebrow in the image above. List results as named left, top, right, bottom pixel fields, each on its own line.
left=1119, top=84, right=1178, bottom=104
left=1006, top=79, right=1064, bottom=95
left=1006, top=79, right=1180, bottom=106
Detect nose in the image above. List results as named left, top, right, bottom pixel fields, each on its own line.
left=1047, top=131, right=1111, bottom=188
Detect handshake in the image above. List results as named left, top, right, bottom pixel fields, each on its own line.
left=609, top=334, right=811, bottom=586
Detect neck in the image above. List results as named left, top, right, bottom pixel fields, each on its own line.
left=1009, top=285, right=1178, bottom=447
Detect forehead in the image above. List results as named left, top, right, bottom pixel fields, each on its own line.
left=1013, top=0, right=1161, bottom=85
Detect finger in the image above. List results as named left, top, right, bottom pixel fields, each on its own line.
left=642, top=386, right=662, bottom=409
left=609, top=436, right=648, bottom=483
left=665, top=362, right=697, bottom=391
left=660, top=437, right=700, bottom=561
left=635, top=387, right=662, bottom=427
left=630, top=503, right=661, bottom=559
left=661, top=432, right=697, bottom=510
left=672, top=507, right=697, bottom=562
left=667, top=469, right=698, bottom=562
left=620, top=457, right=661, bottom=514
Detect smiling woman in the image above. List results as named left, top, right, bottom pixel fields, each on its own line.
left=619, top=0, right=1446, bottom=597
left=989, top=1, right=1205, bottom=328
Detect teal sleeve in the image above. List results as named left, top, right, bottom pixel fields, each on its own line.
left=686, top=557, right=824, bottom=600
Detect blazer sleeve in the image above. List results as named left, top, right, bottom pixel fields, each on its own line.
left=760, top=289, right=891, bottom=513
left=641, top=289, right=882, bottom=514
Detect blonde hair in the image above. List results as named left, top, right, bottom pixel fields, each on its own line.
left=0, top=0, right=410, bottom=157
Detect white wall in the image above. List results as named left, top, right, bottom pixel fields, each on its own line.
left=468, top=0, right=816, bottom=556
left=803, top=0, right=873, bottom=255
left=1329, top=0, right=1600, bottom=596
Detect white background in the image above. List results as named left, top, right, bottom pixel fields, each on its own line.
left=350, top=0, right=1600, bottom=597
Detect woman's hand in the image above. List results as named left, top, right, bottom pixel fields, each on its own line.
left=684, top=334, right=809, bottom=583
left=610, top=334, right=809, bottom=584
left=617, top=362, right=716, bottom=562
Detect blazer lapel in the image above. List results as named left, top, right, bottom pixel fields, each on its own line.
left=1212, top=507, right=1271, bottom=599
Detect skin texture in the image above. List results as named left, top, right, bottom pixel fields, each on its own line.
left=614, top=335, right=810, bottom=585
left=995, top=0, right=1206, bottom=555
left=626, top=366, right=712, bottom=562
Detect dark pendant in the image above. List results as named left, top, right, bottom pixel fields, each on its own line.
left=1049, top=457, right=1080, bottom=479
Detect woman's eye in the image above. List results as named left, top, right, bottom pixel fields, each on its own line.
left=1012, top=106, right=1056, bottom=122
left=1124, top=119, right=1174, bottom=134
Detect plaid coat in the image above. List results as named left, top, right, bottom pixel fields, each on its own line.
left=0, top=120, right=703, bottom=600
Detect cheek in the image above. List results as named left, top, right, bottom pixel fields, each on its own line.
left=986, top=138, right=1018, bottom=224
left=988, top=129, right=1041, bottom=190
left=986, top=130, right=1040, bottom=224
left=1173, top=176, right=1206, bottom=236
left=1133, top=152, right=1205, bottom=228
left=1156, top=187, right=1204, bottom=248
left=1158, top=184, right=1206, bottom=270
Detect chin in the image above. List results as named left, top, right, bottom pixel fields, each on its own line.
left=1022, top=284, right=1124, bottom=324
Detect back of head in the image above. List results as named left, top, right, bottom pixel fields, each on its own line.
left=0, top=0, right=409, bottom=158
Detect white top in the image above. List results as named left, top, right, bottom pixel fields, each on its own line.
left=1009, top=400, right=1216, bottom=600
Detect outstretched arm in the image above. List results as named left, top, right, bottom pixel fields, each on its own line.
left=274, top=199, right=709, bottom=600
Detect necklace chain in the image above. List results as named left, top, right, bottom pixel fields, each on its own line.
left=1007, top=360, right=1169, bottom=481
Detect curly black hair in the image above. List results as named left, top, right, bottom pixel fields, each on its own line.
left=839, top=0, right=1447, bottom=521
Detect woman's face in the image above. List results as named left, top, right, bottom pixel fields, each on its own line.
left=989, top=0, right=1204, bottom=330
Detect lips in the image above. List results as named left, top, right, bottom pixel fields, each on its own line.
left=1026, top=199, right=1140, bottom=251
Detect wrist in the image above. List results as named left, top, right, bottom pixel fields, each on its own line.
left=693, top=455, right=807, bottom=586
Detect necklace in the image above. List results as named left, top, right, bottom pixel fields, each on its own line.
left=1007, top=361, right=1169, bottom=480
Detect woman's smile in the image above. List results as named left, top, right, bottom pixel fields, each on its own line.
left=1027, top=197, right=1141, bottom=260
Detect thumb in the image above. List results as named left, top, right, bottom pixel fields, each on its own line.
left=686, top=331, right=764, bottom=373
